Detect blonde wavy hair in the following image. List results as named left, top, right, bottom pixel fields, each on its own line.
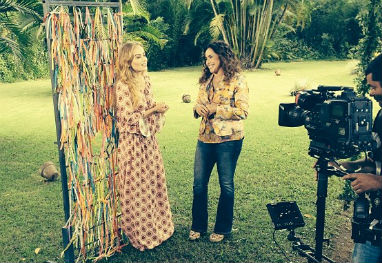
left=115, top=41, right=147, bottom=109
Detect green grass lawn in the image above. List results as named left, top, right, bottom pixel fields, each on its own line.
left=0, top=60, right=374, bottom=263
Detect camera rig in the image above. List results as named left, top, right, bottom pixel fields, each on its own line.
left=271, top=86, right=379, bottom=263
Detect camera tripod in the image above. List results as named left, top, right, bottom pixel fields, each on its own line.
left=268, top=155, right=351, bottom=262
left=296, top=156, right=346, bottom=263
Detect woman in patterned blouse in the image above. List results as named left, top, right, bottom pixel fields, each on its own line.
left=114, top=42, right=174, bottom=251
left=189, top=41, right=249, bottom=243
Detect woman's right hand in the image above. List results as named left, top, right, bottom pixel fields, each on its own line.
left=154, top=102, right=169, bottom=113
left=195, top=104, right=209, bottom=118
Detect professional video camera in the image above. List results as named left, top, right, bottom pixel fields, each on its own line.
left=269, top=86, right=378, bottom=263
left=279, top=85, right=374, bottom=159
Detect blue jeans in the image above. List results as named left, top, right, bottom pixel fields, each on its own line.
left=191, top=139, right=243, bottom=235
left=352, top=241, right=382, bottom=263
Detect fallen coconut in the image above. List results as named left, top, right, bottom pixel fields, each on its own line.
left=40, top=161, right=60, bottom=181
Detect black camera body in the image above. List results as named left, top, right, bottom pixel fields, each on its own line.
left=279, top=86, right=374, bottom=159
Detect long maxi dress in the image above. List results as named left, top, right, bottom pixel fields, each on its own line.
left=115, top=76, right=174, bottom=251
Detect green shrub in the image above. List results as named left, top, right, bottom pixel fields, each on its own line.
left=0, top=54, right=25, bottom=82
left=354, top=0, right=382, bottom=95
left=0, top=55, right=15, bottom=82
left=0, top=42, right=49, bottom=83
left=24, top=43, right=49, bottom=80
left=269, top=37, right=321, bottom=61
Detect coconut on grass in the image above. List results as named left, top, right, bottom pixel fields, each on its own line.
left=39, top=161, right=60, bottom=181
left=182, top=94, right=191, bottom=103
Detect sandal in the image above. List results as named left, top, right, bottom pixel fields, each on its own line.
left=209, top=233, right=224, bottom=242
left=189, top=230, right=201, bottom=241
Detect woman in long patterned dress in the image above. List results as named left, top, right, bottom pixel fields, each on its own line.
left=114, top=42, right=174, bottom=251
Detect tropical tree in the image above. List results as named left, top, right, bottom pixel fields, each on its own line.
left=124, top=0, right=168, bottom=48
left=187, top=0, right=310, bottom=68
left=147, top=0, right=209, bottom=67
left=0, top=0, right=42, bottom=58
left=355, top=0, right=382, bottom=95
left=295, top=0, right=363, bottom=58
left=122, top=0, right=171, bottom=69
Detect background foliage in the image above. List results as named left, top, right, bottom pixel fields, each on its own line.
left=0, top=0, right=381, bottom=85
left=354, top=0, right=382, bottom=94
left=0, top=0, right=48, bottom=82
left=294, top=0, right=364, bottom=59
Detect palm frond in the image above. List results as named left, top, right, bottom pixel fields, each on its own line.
left=19, top=16, right=42, bottom=34
left=130, top=30, right=168, bottom=49
left=194, top=24, right=210, bottom=46
left=0, top=36, right=22, bottom=58
left=209, top=14, right=225, bottom=39
left=0, top=13, right=31, bottom=56
left=184, top=0, right=214, bottom=35
left=185, top=0, right=194, bottom=10
left=128, top=0, right=150, bottom=22
left=0, top=0, right=42, bottom=20
left=183, top=19, right=191, bottom=35
left=277, top=22, right=296, bottom=35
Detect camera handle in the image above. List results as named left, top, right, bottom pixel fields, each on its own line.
left=313, top=157, right=337, bottom=263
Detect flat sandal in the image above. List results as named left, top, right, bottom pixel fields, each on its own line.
left=209, top=233, right=224, bottom=242
left=189, top=230, right=201, bottom=241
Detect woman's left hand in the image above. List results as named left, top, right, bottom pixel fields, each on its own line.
left=206, top=103, right=217, bottom=116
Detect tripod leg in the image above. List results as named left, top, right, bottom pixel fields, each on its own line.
left=315, top=160, right=329, bottom=262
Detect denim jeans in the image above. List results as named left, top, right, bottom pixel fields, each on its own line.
left=191, top=139, right=243, bottom=235
left=352, top=241, right=382, bottom=263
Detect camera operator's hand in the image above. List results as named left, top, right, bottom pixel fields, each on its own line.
left=343, top=173, right=382, bottom=194
left=194, top=104, right=209, bottom=118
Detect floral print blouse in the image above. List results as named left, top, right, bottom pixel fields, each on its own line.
left=193, top=73, right=249, bottom=143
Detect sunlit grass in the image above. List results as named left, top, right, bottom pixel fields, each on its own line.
left=0, top=60, right=369, bottom=262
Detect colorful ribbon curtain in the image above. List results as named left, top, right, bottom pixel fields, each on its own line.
left=45, top=6, right=124, bottom=262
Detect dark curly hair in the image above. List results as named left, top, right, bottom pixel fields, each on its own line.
left=199, top=41, right=241, bottom=84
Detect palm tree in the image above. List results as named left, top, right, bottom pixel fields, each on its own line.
left=186, top=0, right=310, bottom=68
left=124, top=0, right=169, bottom=48
left=0, top=0, right=42, bottom=58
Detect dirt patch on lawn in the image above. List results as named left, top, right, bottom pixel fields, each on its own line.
left=327, top=210, right=353, bottom=263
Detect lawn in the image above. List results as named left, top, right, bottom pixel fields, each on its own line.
left=0, top=60, right=372, bottom=262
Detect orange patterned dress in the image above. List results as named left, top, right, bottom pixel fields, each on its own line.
left=115, top=76, right=174, bottom=251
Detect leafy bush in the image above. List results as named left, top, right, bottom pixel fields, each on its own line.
left=319, top=33, right=336, bottom=57
left=0, top=55, right=17, bottom=82
left=354, top=0, right=382, bottom=95
left=147, top=0, right=207, bottom=69
left=296, top=0, right=363, bottom=59
left=269, top=36, right=321, bottom=61
left=0, top=42, right=49, bottom=83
